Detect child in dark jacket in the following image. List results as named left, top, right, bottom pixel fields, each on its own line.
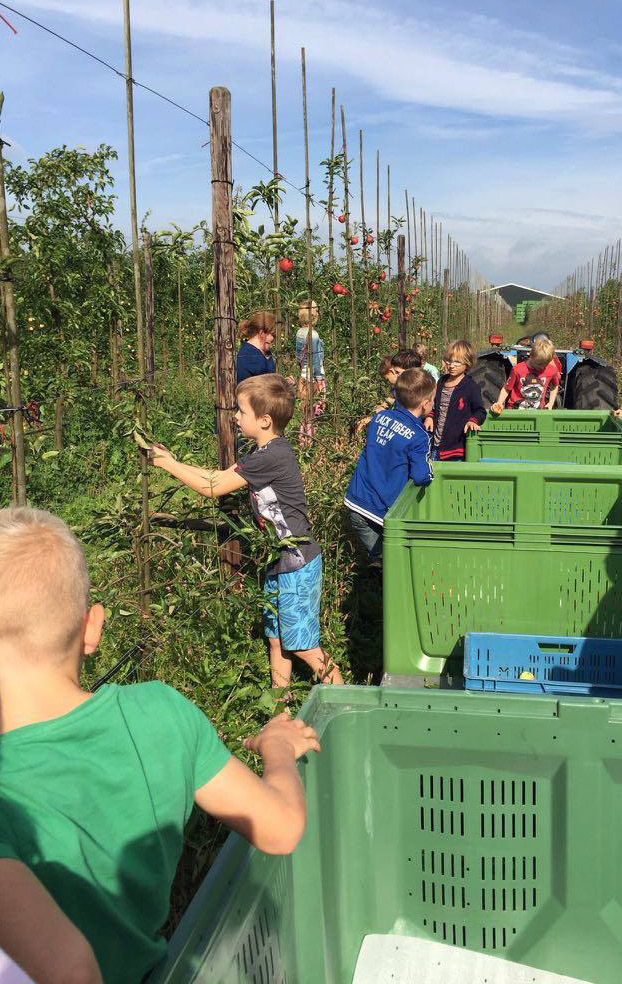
left=345, top=368, right=435, bottom=561
left=425, top=339, right=486, bottom=460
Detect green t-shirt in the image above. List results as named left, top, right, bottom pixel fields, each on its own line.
left=0, top=681, right=231, bottom=984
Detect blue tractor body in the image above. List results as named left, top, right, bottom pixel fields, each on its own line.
left=471, top=332, right=617, bottom=410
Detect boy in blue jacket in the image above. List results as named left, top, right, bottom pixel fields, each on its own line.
left=345, top=368, right=435, bottom=562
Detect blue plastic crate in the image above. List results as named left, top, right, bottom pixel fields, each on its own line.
left=464, top=632, right=622, bottom=696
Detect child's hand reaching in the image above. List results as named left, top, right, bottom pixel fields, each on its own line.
left=244, top=711, right=321, bottom=759
left=150, top=443, right=175, bottom=468
left=423, top=417, right=434, bottom=433
left=490, top=402, right=503, bottom=416
left=464, top=420, right=481, bottom=434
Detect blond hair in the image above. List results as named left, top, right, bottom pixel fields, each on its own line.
left=443, top=339, right=476, bottom=370
left=236, top=373, right=295, bottom=433
left=412, top=341, right=428, bottom=361
left=298, top=300, right=319, bottom=327
left=529, top=336, right=555, bottom=371
left=239, top=310, right=276, bottom=341
left=395, top=368, right=436, bottom=409
left=0, top=507, right=90, bottom=656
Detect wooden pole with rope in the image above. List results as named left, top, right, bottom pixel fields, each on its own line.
left=122, top=0, right=151, bottom=611
left=0, top=92, right=27, bottom=505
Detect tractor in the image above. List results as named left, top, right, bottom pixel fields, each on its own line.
left=470, top=330, right=618, bottom=409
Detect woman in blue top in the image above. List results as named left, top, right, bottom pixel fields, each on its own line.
left=236, top=311, right=276, bottom=383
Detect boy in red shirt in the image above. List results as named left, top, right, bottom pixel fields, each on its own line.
left=492, top=336, right=560, bottom=412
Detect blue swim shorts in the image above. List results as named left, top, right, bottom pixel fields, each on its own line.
left=263, top=553, right=322, bottom=651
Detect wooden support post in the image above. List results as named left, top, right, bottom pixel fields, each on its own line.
left=143, top=232, right=156, bottom=388
left=107, top=261, right=122, bottom=395
left=397, top=234, right=406, bottom=348
left=210, top=87, right=237, bottom=471
left=359, top=129, right=370, bottom=363
left=441, top=268, right=450, bottom=346
left=0, top=93, right=27, bottom=505
left=301, top=49, right=314, bottom=423
left=176, top=264, right=185, bottom=379
left=123, top=0, right=151, bottom=612
left=54, top=397, right=64, bottom=452
left=412, top=197, right=418, bottom=283
left=340, top=105, right=357, bottom=374
left=376, top=151, right=381, bottom=269
left=405, top=190, right=412, bottom=283
left=616, top=272, right=622, bottom=362
left=270, top=1, right=282, bottom=349
left=327, top=88, right=336, bottom=271
left=386, top=164, right=392, bottom=281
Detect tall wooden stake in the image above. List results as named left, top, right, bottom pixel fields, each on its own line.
left=405, top=190, right=412, bottom=283
left=328, top=90, right=337, bottom=359
left=412, top=197, right=418, bottom=282
left=441, top=267, right=450, bottom=346
left=341, top=105, right=357, bottom=374
left=143, top=232, right=156, bottom=387
left=360, top=129, right=370, bottom=362
left=123, top=0, right=151, bottom=611
left=270, top=1, right=282, bottom=348
left=376, top=151, right=381, bottom=268
left=397, top=234, right=406, bottom=348
left=301, top=50, right=314, bottom=418
left=327, top=88, right=336, bottom=270
left=210, top=87, right=237, bottom=470
left=0, top=93, right=26, bottom=505
left=386, top=164, right=392, bottom=281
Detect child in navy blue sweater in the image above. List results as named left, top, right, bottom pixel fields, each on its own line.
left=345, top=368, right=435, bottom=561
left=425, top=339, right=486, bottom=460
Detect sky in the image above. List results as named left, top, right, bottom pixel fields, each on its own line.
left=2, top=0, right=622, bottom=289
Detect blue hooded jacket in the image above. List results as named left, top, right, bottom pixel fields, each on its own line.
left=344, top=402, right=433, bottom=525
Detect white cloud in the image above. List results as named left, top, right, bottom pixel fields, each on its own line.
left=15, top=0, right=622, bottom=129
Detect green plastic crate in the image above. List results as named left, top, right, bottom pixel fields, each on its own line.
left=387, top=462, right=622, bottom=527
left=148, top=686, right=622, bottom=984
left=383, top=464, right=622, bottom=675
left=466, top=411, right=622, bottom=465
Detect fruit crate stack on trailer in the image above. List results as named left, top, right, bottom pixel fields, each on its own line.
left=465, top=410, right=622, bottom=465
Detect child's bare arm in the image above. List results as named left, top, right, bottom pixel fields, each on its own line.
left=194, top=713, right=320, bottom=855
left=0, top=860, right=103, bottom=984
left=545, top=386, right=559, bottom=409
left=151, top=446, right=247, bottom=497
left=491, top=385, right=509, bottom=414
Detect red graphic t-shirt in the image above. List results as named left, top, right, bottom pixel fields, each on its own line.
left=505, top=360, right=561, bottom=409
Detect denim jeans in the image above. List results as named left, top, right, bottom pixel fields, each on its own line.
left=349, top=509, right=383, bottom=559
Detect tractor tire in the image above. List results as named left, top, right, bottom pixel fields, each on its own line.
left=567, top=360, right=618, bottom=410
left=469, top=355, right=508, bottom=409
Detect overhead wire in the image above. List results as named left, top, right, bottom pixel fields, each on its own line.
left=0, top=2, right=338, bottom=211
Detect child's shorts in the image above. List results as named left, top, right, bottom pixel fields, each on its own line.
left=263, top=553, right=322, bottom=651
